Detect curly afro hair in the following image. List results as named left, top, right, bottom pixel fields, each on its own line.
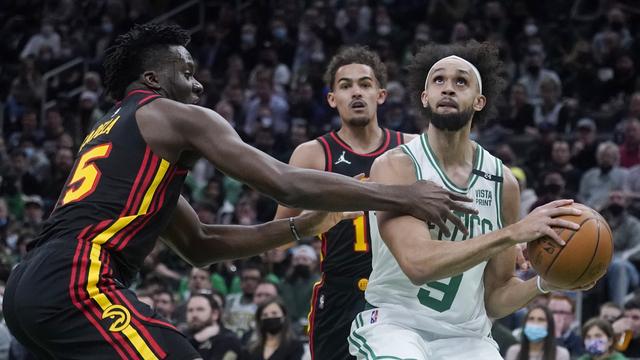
left=406, top=40, right=507, bottom=126
left=323, top=46, right=387, bottom=90
left=103, top=23, right=190, bottom=100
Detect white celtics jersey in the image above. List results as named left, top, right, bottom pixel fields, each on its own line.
left=365, top=134, right=504, bottom=339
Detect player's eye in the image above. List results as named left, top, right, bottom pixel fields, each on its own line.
left=456, top=78, right=467, bottom=85
left=433, top=76, right=444, bottom=84
left=185, top=72, right=192, bottom=79
left=339, top=83, right=350, bottom=89
left=361, top=82, right=372, bottom=88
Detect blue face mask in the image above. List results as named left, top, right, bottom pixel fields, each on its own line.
left=585, top=338, right=608, bottom=356
left=524, top=323, right=548, bottom=343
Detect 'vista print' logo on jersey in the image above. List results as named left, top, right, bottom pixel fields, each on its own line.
left=475, top=189, right=493, bottom=206
left=102, top=304, right=131, bottom=332
left=334, top=151, right=351, bottom=165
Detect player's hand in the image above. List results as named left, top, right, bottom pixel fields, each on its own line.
left=508, top=199, right=581, bottom=246
left=296, top=210, right=364, bottom=237
left=515, top=244, right=529, bottom=271
left=541, top=277, right=597, bottom=292
left=407, top=180, right=477, bottom=237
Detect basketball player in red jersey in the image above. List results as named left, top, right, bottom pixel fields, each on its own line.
left=274, top=46, right=416, bottom=360
left=3, top=25, right=474, bottom=359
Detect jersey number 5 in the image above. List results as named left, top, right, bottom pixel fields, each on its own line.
left=61, top=143, right=112, bottom=206
left=353, top=215, right=369, bottom=252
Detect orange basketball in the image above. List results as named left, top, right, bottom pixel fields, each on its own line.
left=527, top=203, right=614, bottom=288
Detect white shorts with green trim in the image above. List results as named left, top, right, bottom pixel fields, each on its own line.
left=348, top=309, right=503, bottom=360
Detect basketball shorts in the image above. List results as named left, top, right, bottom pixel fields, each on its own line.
left=348, top=308, right=503, bottom=360
left=308, top=275, right=367, bottom=360
left=3, top=239, right=200, bottom=360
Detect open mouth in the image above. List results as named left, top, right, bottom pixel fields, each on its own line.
left=437, top=99, right=458, bottom=110
left=350, top=100, right=366, bottom=109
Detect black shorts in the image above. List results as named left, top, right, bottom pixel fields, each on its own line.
left=2, top=239, right=200, bottom=360
left=308, top=275, right=367, bottom=360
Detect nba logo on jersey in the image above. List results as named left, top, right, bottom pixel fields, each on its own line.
left=370, top=310, right=378, bottom=324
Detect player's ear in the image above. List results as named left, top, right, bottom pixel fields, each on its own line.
left=142, top=71, right=162, bottom=91
left=377, top=88, right=387, bottom=105
left=326, top=91, right=337, bottom=108
left=473, top=95, right=486, bottom=112
left=421, top=90, right=429, bottom=108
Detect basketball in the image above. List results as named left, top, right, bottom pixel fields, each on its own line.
left=527, top=203, right=614, bottom=288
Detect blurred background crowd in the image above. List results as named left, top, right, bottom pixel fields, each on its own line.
left=2, top=0, right=640, bottom=359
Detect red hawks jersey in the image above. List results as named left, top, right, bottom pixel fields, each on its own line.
left=33, top=90, right=188, bottom=284
left=315, top=129, right=404, bottom=278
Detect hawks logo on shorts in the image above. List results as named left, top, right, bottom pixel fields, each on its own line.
left=370, top=310, right=378, bottom=324
left=102, top=304, right=131, bottom=332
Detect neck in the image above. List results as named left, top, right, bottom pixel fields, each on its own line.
left=594, top=352, right=612, bottom=360
left=529, top=341, right=544, bottom=352
left=426, top=125, right=474, bottom=167
left=193, top=323, right=220, bottom=343
left=336, top=121, right=383, bottom=153
left=265, top=333, right=280, bottom=344
left=124, top=83, right=161, bottom=98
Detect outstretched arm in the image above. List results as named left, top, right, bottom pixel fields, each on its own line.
left=156, top=100, right=473, bottom=231
left=273, top=140, right=325, bottom=220
left=161, top=196, right=360, bottom=267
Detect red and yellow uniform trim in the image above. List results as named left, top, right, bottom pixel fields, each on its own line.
left=68, top=148, right=182, bottom=359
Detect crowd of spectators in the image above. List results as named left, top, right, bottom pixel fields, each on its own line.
left=3, top=0, right=640, bottom=358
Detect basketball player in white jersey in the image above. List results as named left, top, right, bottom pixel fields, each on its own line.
left=348, top=41, right=593, bottom=359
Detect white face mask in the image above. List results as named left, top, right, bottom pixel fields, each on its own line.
left=377, top=25, right=391, bottom=36
left=524, top=24, right=538, bottom=36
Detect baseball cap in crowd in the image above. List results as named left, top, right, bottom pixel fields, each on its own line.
left=80, top=90, right=98, bottom=104
left=23, top=195, right=43, bottom=208
left=576, top=117, right=596, bottom=131
left=291, top=244, right=317, bottom=262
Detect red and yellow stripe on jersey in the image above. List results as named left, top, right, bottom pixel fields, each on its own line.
left=69, top=149, right=180, bottom=360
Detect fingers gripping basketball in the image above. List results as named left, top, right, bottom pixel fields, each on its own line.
left=527, top=203, right=614, bottom=288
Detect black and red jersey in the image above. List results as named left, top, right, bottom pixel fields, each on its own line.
left=33, top=90, right=188, bottom=284
left=315, top=128, right=404, bottom=279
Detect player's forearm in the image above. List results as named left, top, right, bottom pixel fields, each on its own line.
left=485, top=277, right=540, bottom=319
left=400, top=227, right=518, bottom=284
left=281, top=167, right=405, bottom=212
left=195, top=221, right=293, bottom=264
left=195, top=215, right=320, bottom=266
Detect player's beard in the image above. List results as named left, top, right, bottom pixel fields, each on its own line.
left=426, top=105, right=474, bottom=131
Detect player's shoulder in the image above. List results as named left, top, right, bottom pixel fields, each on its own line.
left=500, top=164, right=519, bottom=194
left=371, top=147, right=415, bottom=180
left=401, top=132, right=419, bottom=143
left=288, top=139, right=325, bottom=169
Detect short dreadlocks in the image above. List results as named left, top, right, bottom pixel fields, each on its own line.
left=103, top=23, right=190, bottom=100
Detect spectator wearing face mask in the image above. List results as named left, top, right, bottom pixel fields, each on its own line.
left=579, top=318, right=628, bottom=360
left=601, top=191, right=640, bottom=307
left=279, top=245, right=319, bottom=335
left=578, top=142, right=628, bottom=211
left=247, top=298, right=303, bottom=360
left=529, top=171, right=569, bottom=211
left=506, top=305, right=570, bottom=360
